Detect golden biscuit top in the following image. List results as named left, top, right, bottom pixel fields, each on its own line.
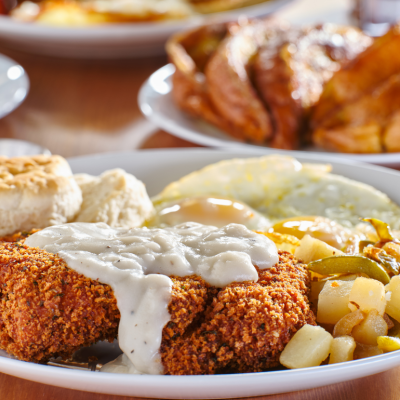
left=0, top=155, right=73, bottom=191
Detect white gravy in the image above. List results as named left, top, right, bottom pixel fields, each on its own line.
left=25, top=222, right=278, bottom=374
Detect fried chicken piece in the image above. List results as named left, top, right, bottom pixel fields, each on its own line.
left=167, top=23, right=234, bottom=136
left=205, top=19, right=287, bottom=143
left=312, top=24, right=400, bottom=127
left=169, top=19, right=290, bottom=144
left=160, top=251, right=315, bottom=375
left=383, top=110, right=400, bottom=152
left=313, top=73, right=400, bottom=153
left=253, top=24, right=371, bottom=149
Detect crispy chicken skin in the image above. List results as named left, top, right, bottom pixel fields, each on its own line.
left=204, top=19, right=280, bottom=143
left=313, top=74, right=400, bottom=153
left=253, top=25, right=371, bottom=150
left=168, top=19, right=370, bottom=149
left=0, top=236, right=314, bottom=374
left=167, top=23, right=235, bottom=137
left=312, top=24, right=400, bottom=128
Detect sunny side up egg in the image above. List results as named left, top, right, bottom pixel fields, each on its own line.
left=148, top=196, right=271, bottom=231
left=150, top=155, right=400, bottom=249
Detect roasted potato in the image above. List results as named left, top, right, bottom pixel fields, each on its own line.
left=280, top=324, right=333, bottom=369
left=317, top=280, right=353, bottom=324
left=329, top=335, right=356, bottom=364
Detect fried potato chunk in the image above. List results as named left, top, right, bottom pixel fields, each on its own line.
left=329, top=335, right=356, bottom=364
left=317, top=280, right=353, bottom=325
left=348, top=277, right=386, bottom=315
left=280, top=324, right=333, bottom=369
left=352, top=309, right=388, bottom=345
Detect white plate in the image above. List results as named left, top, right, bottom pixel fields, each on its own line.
left=139, top=64, right=400, bottom=167
left=0, top=54, right=29, bottom=118
left=1, top=148, right=400, bottom=398
left=0, top=139, right=50, bottom=156
left=0, top=0, right=292, bottom=58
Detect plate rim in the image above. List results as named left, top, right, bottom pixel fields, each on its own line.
left=0, top=0, right=294, bottom=41
left=138, top=64, right=400, bottom=166
left=0, top=53, right=30, bottom=119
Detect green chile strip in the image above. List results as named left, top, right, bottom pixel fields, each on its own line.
left=308, top=255, right=390, bottom=284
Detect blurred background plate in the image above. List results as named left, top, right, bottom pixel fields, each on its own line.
left=139, top=64, right=400, bottom=167
left=0, top=0, right=293, bottom=58
left=0, top=139, right=51, bottom=157
left=0, top=54, right=29, bottom=119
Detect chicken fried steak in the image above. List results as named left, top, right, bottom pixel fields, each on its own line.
left=161, top=251, right=315, bottom=375
left=0, top=240, right=314, bottom=374
left=0, top=242, right=120, bottom=362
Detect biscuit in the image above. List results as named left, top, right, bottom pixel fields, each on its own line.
left=0, top=155, right=82, bottom=236
left=74, top=168, right=154, bottom=228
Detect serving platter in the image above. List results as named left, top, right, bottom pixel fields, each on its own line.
left=0, top=54, right=29, bottom=119
left=1, top=148, right=400, bottom=398
left=0, top=0, right=292, bottom=58
left=139, top=64, right=400, bottom=167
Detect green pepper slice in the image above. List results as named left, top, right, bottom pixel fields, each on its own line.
left=308, top=255, right=390, bottom=284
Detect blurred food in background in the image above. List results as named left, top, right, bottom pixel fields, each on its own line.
left=5, top=0, right=273, bottom=25
left=167, top=17, right=400, bottom=154
left=352, top=0, right=400, bottom=37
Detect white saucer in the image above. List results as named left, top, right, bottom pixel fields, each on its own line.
left=0, top=54, right=29, bottom=119
left=0, top=139, right=51, bottom=156
left=0, top=0, right=292, bottom=58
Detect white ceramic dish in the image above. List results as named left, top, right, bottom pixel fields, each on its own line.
left=0, top=54, right=29, bottom=118
left=0, top=139, right=50, bottom=156
left=0, top=0, right=292, bottom=58
left=139, top=64, right=400, bottom=167
left=1, top=148, right=400, bottom=398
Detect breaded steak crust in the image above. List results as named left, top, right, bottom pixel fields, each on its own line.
left=160, top=251, right=315, bottom=375
left=0, top=239, right=315, bottom=374
left=0, top=242, right=120, bottom=362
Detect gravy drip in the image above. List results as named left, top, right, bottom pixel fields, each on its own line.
left=25, top=221, right=278, bottom=374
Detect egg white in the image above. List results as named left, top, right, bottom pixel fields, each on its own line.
left=153, top=155, right=400, bottom=229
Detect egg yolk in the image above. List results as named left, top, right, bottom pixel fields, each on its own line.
left=272, top=216, right=354, bottom=249
left=151, top=196, right=270, bottom=230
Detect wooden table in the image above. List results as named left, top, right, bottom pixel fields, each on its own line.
left=0, top=1, right=399, bottom=397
